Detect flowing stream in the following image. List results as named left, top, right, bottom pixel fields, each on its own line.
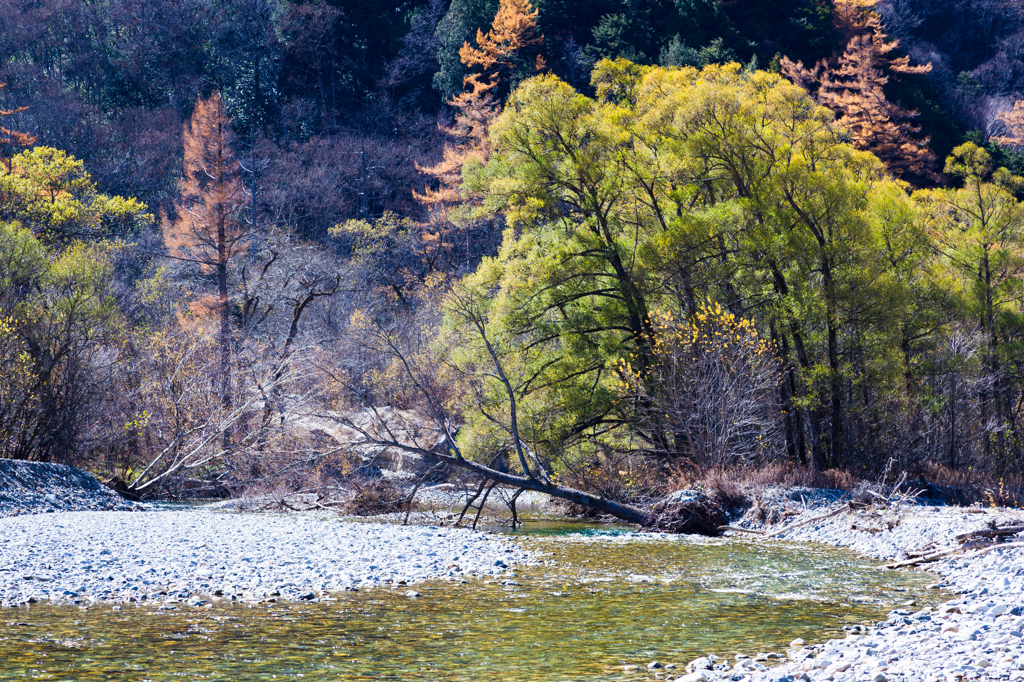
left=0, top=522, right=944, bottom=681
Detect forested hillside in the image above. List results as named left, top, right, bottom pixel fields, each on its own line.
left=2, top=0, right=1024, bottom=508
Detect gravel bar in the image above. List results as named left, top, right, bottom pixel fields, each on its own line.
left=0, top=510, right=529, bottom=607
left=0, top=459, right=142, bottom=517
left=4, top=457, right=1024, bottom=682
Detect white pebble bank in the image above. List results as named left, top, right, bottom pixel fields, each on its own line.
left=0, top=510, right=528, bottom=606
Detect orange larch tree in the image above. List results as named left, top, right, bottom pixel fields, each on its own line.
left=0, top=84, right=37, bottom=172
left=782, top=0, right=935, bottom=182
left=458, top=0, right=545, bottom=101
left=162, top=92, right=249, bottom=407
left=402, top=0, right=546, bottom=292
left=416, top=0, right=545, bottom=214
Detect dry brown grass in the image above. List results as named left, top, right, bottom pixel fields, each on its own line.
left=913, top=462, right=1024, bottom=508
left=664, top=462, right=858, bottom=503
left=659, top=460, right=1024, bottom=509
left=339, top=477, right=407, bottom=516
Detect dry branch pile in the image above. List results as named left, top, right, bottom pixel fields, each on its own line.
left=889, top=521, right=1024, bottom=569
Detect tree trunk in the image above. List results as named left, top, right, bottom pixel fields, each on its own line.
left=981, top=250, right=993, bottom=464
left=771, top=322, right=804, bottom=466
left=822, top=256, right=844, bottom=468
left=218, top=209, right=231, bottom=452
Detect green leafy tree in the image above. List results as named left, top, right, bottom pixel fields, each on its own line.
left=450, top=58, right=932, bottom=475
left=454, top=69, right=668, bottom=467
left=0, top=147, right=152, bottom=244
left=0, top=221, right=124, bottom=462
left=0, top=144, right=150, bottom=463
left=915, top=143, right=1024, bottom=467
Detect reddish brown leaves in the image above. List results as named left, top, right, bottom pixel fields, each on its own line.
left=162, top=92, right=248, bottom=275
left=781, top=0, right=936, bottom=182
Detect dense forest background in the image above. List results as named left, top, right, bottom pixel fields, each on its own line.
left=8, top=0, right=1023, bottom=228
left=4, top=0, right=1024, bottom=506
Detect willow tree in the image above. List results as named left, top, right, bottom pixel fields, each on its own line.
left=0, top=146, right=151, bottom=462
left=163, top=92, right=249, bottom=409
left=443, top=59, right=926, bottom=475
left=915, top=143, right=1024, bottom=467
left=0, top=147, right=150, bottom=244
left=0, top=222, right=124, bottom=462
left=643, top=62, right=920, bottom=469
left=455, top=68, right=667, bottom=467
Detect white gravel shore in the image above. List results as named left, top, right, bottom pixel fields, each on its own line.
left=0, top=510, right=530, bottom=607
left=669, top=503, right=1024, bottom=682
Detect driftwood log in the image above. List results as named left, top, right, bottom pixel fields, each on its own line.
left=718, top=502, right=1024, bottom=572
left=718, top=503, right=853, bottom=538
left=886, top=522, right=1024, bottom=569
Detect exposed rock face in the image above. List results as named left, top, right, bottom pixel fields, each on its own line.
left=0, top=459, right=142, bottom=517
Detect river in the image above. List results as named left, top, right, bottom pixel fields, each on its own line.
left=0, top=522, right=944, bottom=681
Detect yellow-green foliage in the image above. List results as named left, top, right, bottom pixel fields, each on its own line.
left=442, top=58, right=983, bottom=471
left=0, top=314, right=35, bottom=437
left=0, top=219, right=123, bottom=459
left=0, top=146, right=152, bottom=244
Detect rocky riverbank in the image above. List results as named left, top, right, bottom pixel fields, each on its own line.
left=0, top=459, right=530, bottom=607
left=0, top=509, right=531, bottom=607
left=0, top=459, right=143, bottom=517
left=663, top=502, right=1024, bottom=682
left=3, top=457, right=1023, bottom=681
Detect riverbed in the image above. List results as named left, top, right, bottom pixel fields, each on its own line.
left=0, top=520, right=944, bottom=681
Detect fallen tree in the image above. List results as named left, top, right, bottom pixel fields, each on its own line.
left=887, top=520, right=1024, bottom=569
left=323, top=293, right=668, bottom=529
left=327, top=405, right=656, bottom=527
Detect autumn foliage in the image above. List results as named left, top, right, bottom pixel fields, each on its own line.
left=163, top=92, right=248, bottom=323
left=618, top=306, right=782, bottom=469
left=162, top=92, right=248, bottom=404
left=782, top=0, right=936, bottom=181
left=458, top=0, right=545, bottom=100
left=0, top=84, right=36, bottom=173
left=416, top=0, right=545, bottom=212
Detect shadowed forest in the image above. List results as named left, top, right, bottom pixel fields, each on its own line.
left=4, top=0, right=1024, bottom=516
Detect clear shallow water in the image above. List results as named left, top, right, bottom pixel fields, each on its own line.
left=0, top=525, right=943, bottom=682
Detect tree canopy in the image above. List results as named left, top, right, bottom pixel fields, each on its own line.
left=432, top=60, right=1024, bottom=479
